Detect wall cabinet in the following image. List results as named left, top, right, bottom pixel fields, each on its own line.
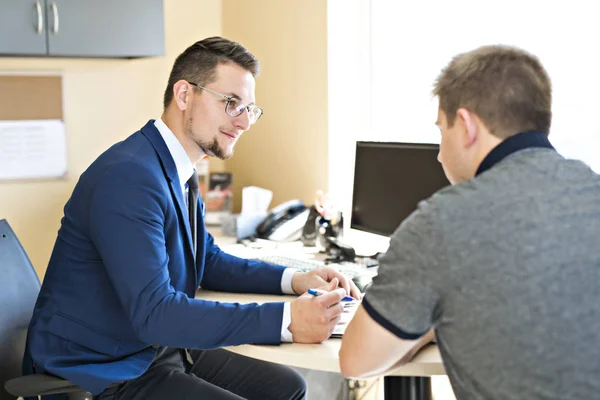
left=0, top=0, right=164, bottom=58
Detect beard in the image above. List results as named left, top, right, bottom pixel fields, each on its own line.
left=187, top=117, right=234, bottom=160
left=199, top=136, right=233, bottom=160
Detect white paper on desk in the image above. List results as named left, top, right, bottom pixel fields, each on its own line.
left=241, top=186, right=273, bottom=215
left=332, top=300, right=360, bottom=338
left=0, top=119, right=67, bottom=180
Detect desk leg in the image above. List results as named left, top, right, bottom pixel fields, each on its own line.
left=384, top=377, right=432, bottom=400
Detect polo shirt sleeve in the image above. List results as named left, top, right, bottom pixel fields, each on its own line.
left=362, top=201, right=445, bottom=340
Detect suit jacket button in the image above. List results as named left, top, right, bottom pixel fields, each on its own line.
left=152, top=344, right=159, bottom=349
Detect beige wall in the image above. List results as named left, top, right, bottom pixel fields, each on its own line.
left=0, top=1, right=328, bottom=278
left=222, top=0, right=328, bottom=212
left=0, top=0, right=223, bottom=278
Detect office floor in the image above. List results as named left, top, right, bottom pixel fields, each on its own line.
left=352, top=376, right=455, bottom=400
left=295, top=368, right=455, bottom=400
left=431, top=377, right=456, bottom=400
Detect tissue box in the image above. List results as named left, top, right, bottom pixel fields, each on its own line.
left=221, top=213, right=267, bottom=239
left=220, top=185, right=272, bottom=237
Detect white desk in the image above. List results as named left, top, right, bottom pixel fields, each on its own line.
left=208, top=230, right=445, bottom=399
left=196, top=290, right=444, bottom=377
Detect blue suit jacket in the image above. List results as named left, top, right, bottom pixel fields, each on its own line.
left=26, top=120, right=287, bottom=395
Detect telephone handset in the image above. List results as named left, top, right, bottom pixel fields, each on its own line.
left=255, top=199, right=310, bottom=242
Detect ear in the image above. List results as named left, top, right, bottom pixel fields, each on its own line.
left=456, top=108, right=479, bottom=148
left=172, top=80, right=193, bottom=111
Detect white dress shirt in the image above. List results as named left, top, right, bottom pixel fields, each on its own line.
left=154, top=118, right=296, bottom=342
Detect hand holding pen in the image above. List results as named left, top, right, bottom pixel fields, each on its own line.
left=288, top=278, right=347, bottom=343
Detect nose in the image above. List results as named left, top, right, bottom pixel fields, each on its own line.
left=232, top=108, right=251, bottom=131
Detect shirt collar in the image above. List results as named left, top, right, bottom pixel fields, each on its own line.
left=476, top=130, right=555, bottom=176
left=154, top=118, right=195, bottom=188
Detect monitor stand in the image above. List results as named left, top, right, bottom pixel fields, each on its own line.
left=340, top=229, right=390, bottom=258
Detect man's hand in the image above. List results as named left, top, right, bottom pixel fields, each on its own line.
left=291, top=266, right=362, bottom=300
left=289, top=279, right=346, bottom=343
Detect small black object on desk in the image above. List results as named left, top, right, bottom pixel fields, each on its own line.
left=325, top=236, right=356, bottom=262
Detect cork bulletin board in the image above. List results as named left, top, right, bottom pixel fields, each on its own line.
left=0, top=74, right=67, bottom=180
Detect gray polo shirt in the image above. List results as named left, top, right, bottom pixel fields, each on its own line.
left=363, top=132, right=600, bottom=399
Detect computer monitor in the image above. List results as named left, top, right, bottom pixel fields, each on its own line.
left=350, top=141, right=450, bottom=237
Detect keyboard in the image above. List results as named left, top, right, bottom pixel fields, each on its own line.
left=255, top=254, right=377, bottom=280
left=255, top=254, right=324, bottom=271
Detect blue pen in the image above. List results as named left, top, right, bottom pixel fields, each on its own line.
left=307, top=288, right=355, bottom=302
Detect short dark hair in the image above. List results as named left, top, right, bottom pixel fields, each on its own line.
left=163, top=36, right=259, bottom=109
left=433, top=45, right=552, bottom=139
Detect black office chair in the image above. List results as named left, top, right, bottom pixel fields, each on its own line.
left=0, top=219, right=97, bottom=400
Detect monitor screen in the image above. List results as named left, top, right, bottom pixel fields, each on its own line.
left=350, top=141, right=451, bottom=237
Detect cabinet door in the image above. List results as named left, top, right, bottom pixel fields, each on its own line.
left=0, top=0, right=48, bottom=55
left=46, top=0, right=164, bottom=58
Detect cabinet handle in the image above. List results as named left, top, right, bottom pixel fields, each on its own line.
left=51, top=1, right=59, bottom=34
left=34, top=1, right=43, bottom=34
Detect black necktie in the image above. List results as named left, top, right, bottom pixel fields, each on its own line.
left=184, top=172, right=200, bottom=365
left=187, top=171, right=199, bottom=258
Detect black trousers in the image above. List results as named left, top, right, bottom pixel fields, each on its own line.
left=97, top=347, right=307, bottom=400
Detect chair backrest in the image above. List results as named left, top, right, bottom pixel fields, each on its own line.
left=0, top=219, right=41, bottom=400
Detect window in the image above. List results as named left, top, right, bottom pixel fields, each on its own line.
left=329, top=0, right=600, bottom=219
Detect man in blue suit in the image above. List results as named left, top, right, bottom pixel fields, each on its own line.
left=26, top=37, right=360, bottom=400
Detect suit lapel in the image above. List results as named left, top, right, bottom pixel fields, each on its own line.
left=141, top=121, right=196, bottom=264
left=170, top=179, right=195, bottom=255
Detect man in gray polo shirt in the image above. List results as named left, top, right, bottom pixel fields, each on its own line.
left=339, top=45, right=600, bottom=399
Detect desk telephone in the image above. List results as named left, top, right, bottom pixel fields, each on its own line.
left=255, top=199, right=310, bottom=242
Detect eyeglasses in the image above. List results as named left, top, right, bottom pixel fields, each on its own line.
left=187, top=81, right=264, bottom=124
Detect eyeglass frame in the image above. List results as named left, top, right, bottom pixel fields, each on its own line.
left=186, top=81, right=263, bottom=124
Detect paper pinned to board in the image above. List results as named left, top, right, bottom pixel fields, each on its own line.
left=0, top=119, right=67, bottom=180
